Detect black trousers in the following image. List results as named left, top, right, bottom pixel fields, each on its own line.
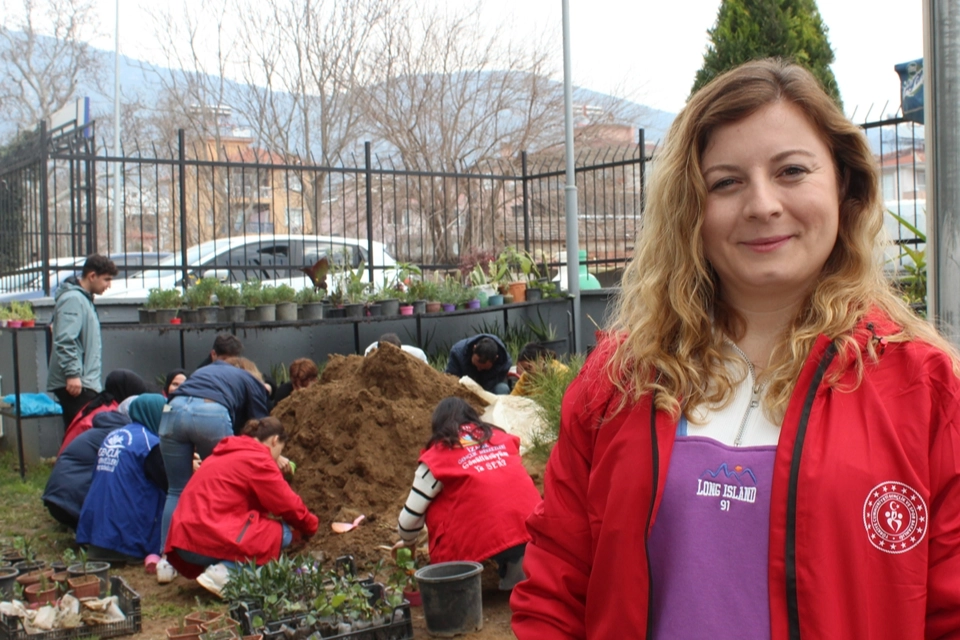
left=52, top=387, right=98, bottom=430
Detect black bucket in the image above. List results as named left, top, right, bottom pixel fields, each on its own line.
left=0, top=567, right=18, bottom=600
left=414, top=561, right=483, bottom=637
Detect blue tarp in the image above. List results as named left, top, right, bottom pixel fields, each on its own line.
left=1, top=394, right=62, bottom=416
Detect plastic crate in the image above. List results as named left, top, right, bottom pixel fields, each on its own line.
left=0, top=576, right=141, bottom=640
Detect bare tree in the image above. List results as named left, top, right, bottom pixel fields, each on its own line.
left=358, top=1, right=567, bottom=263
left=0, top=0, right=103, bottom=134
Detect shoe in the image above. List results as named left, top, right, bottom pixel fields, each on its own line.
left=156, top=558, right=178, bottom=584
left=499, top=558, right=526, bottom=591
left=144, top=554, right=161, bottom=574
left=196, top=563, right=230, bottom=598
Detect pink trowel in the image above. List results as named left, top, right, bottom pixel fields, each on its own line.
left=331, top=514, right=366, bottom=533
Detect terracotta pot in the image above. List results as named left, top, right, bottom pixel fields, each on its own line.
left=201, top=616, right=241, bottom=634
left=16, top=568, right=53, bottom=587
left=166, top=624, right=203, bottom=640
left=507, top=280, right=527, bottom=302
left=24, top=583, right=57, bottom=605
left=21, top=320, right=35, bottom=328
left=184, top=610, right=223, bottom=627
left=67, top=574, right=100, bottom=599
left=425, top=301, right=442, bottom=313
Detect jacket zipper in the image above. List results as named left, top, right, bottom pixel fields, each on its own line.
left=235, top=514, right=254, bottom=543
left=785, top=343, right=837, bottom=640
left=644, top=397, right=659, bottom=639
left=729, top=342, right=763, bottom=447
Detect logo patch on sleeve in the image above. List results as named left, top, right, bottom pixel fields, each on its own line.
left=863, top=481, right=926, bottom=554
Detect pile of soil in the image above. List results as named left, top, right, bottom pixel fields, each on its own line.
left=272, top=343, right=486, bottom=566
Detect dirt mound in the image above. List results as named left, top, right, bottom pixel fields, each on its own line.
left=272, top=343, right=486, bottom=566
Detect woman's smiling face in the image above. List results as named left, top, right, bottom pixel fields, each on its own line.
left=700, top=100, right=840, bottom=309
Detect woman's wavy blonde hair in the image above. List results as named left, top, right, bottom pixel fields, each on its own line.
left=607, top=58, right=957, bottom=423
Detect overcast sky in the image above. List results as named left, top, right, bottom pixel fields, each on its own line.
left=86, top=0, right=923, bottom=119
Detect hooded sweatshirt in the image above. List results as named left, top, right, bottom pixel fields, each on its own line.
left=47, top=277, right=102, bottom=392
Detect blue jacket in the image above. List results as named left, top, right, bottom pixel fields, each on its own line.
left=47, top=278, right=103, bottom=392
left=43, top=411, right=131, bottom=520
left=76, top=424, right=165, bottom=558
left=171, top=360, right=269, bottom=433
left=445, top=334, right=512, bottom=392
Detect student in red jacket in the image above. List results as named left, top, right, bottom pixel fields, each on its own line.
left=511, top=59, right=960, bottom=639
left=395, top=397, right=541, bottom=590
left=164, top=417, right=318, bottom=597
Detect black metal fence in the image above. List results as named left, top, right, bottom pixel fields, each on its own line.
left=0, top=124, right=648, bottom=294
left=0, top=115, right=924, bottom=295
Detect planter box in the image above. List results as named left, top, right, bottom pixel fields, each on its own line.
left=0, top=575, right=141, bottom=640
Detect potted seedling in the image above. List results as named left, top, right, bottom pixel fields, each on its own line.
left=240, top=281, right=263, bottom=322
left=67, top=548, right=109, bottom=598
left=295, top=286, right=324, bottom=320
left=11, top=301, right=36, bottom=328
left=195, top=277, right=222, bottom=323
left=147, top=288, right=183, bottom=324
left=167, top=617, right=204, bottom=640
left=24, top=571, right=56, bottom=605
left=256, top=286, right=278, bottom=322
left=274, top=284, right=298, bottom=321
left=185, top=596, right=225, bottom=629
left=216, top=284, right=245, bottom=323
left=343, top=262, right=369, bottom=318
left=392, top=547, right=420, bottom=606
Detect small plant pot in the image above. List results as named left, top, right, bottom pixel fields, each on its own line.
left=67, top=574, right=100, bottom=599
left=16, top=568, right=53, bottom=587
left=255, top=304, right=276, bottom=322
left=507, top=280, right=527, bottom=302
left=181, top=309, right=200, bottom=323
left=366, top=303, right=382, bottom=317
left=1, top=550, right=25, bottom=565
left=225, top=306, right=247, bottom=323
left=0, top=567, right=19, bottom=600
left=7, top=320, right=22, bottom=328
left=404, top=589, right=422, bottom=606
left=167, top=624, right=203, bottom=640
left=21, top=319, right=36, bottom=328
left=487, top=294, right=504, bottom=306
left=24, top=583, right=57, bottom=605
left=326, top=306, right=346, bottom=319
left=466, top=298, right=481, bottom=310
left=525, top=287, right=542, bottom=302
left=399, top=304, right=414, bottom=316
left=502, top=294, right=515, bottom=304
left=379, top=298, right=400, bottom=316
left=412, top=300, right=427, bottom=314
left=50, top=561, right=67, bottom=573
left=67, top=561, right=110, bottom=597
left=245, top=308, right=258, bottom=322
left=155, top=308, right=179, bottom=324
left=425, top=301, right=442, bottom=313
left=301, top=302, right=324, bottom=320
left=199, top=306, right=220, bottom=324
left=201, top=616, right=241, bottom=634
left=275, top=302, right=298, bottom=321
left=441, top=303, right=456, bottom=312
left=138, top=308, right=155, bottom=324
left=170, top=317, right=182, bottom=325
left=185, top=611, right=224, bottom=628
left=344, top=303, right=364, bottom=318
left=14, top=560, right=46, bottom=573
left=51, top=570, right=69, bottom=595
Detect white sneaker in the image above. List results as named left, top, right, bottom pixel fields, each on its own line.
left=156, top=558, right=178, bottom=584
left=499, top=558, right=526, bottom=591
left=196, top=563, right=230, bottom=598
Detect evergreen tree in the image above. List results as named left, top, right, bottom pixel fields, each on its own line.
left=691, top=0, right=841, bottom=107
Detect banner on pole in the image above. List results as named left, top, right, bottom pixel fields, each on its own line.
left=894, top=59, right=923, bottom=124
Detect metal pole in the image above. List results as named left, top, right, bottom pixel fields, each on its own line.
left=12, top=331, right=25, bottom=481
left=562, top=0, right=581, bottom=353
left=926, top=0, right=960, bottom=338
left=112, top=0, right=122, bottom=253
left=178, top=130, right=189, bottom=290
left=39, top=121, right=50, bottom=296
left=364, top=142, right=375, bottom=284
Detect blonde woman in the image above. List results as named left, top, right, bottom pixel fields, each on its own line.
left=511, top=59, right=960, bottom=639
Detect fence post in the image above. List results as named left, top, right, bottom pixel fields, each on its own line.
left=638, top=128, right=646, bottom=213
left=178, top=129, right=189, bottom=290
left=364, top=141, right=375, bottom=283
left=521, top=150, right=531, bottom=253
left=38, top=121, right=51, bottom=296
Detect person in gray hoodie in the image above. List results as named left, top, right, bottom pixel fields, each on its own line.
left=46, top=254, right=117, bottom=428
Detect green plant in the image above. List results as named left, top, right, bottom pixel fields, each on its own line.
left=344, top=261, right=370, bottom=304
left=495, top=246, right=539, bottom=284
left=184, top=283, right=212, bottom=309
left=260, top=286, right=279, bottom=305
left=526, top=354, right=585, bottom=458
left=887, top=210, right=927, bottom=315
left=274, top=284, right=297, bottom=304
left=145, top=288, right=182, bottom=310
left=0, top=306, right=10, bottom=321
left=9, top=301, right=35, bottom=320
left=240, top=281, right=263, bottom=307
left=390, top=547, right=419, bottom=592
left=215, top=283, right=242, bottom=307
left=525, top=308, right=559, bottom=341
left=296, top=286, right=323, bottom=304
left=437, top=275, right=464, bottom=305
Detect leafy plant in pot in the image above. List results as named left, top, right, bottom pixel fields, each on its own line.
left=296, top=286, right=324, bottom=320
left=167, top=616, right=204, bottom=640
left=216, top=284, right=245, bottom=323
left=24, top=571, right=56, bottom=605
left=67, top=548, right=109, bottom=598
left=391, top=547, right=420, bottom=606
left=274, top=284, right=298, bottom=321
left=147, top=288, right=183, bottom=324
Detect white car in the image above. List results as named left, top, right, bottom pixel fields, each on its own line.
left=0, top=253, right=172, bottom=302
left=98, top=235, right=398, bottom=301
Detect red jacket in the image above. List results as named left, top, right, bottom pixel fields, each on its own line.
left=165, top=436, right=318, bottom=578
left=58, top=401, right=117, bottom=455
left=420, top=428, right=541, bottom=564
left=511, top=320, right=960, bottom=639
